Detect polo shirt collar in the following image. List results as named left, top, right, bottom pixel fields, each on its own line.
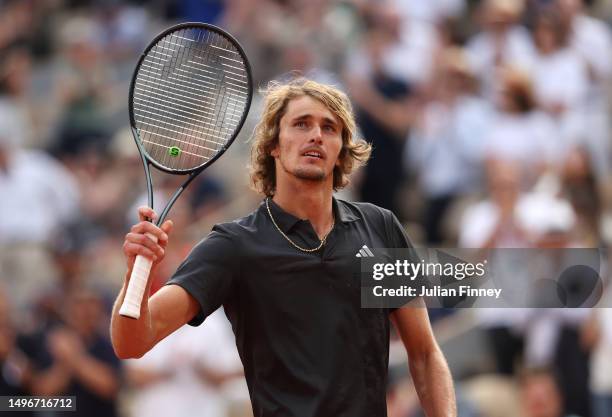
left=266, top=197, right=301, bottom=233
left=334, top=197, right=360, bottom=223
left=265, top=196, right=360, bottom=234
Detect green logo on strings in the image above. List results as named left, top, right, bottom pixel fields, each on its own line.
left=168, top=146, right=181, bottom=157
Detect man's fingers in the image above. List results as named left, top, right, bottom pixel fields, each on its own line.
left=160, top=219, right=174, bottom=235
left=124, top=233, right=165, bottom=258
left=130, top=222, right=169, bottom=244
left=138, top=206, right=158, bottom=222
left=123, top=241, right=159, bottom=262
left=126, top=209, right=172, bottom=267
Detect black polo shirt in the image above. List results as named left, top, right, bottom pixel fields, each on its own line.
left=167, top=197, right=412, bottom=417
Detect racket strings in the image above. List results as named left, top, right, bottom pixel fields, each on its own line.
left=133, top=27, right=250, bottom=171
left=161, top=29, right=221, bottom=165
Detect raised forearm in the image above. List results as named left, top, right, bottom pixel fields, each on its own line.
left=110, top=273, right=156, bottom=359
left=112, top=207, right=175, bottom=359
left=409, top=347, right=456, bottom=417
left=111, top=276, right=199, bottom=360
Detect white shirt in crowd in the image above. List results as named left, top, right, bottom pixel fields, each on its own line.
left=392, top=0, right=466, bottom=23
left=529, top=47, right=589, bottom=151
left=568, top=13, right=612, bottom=176
left=345, top=18, right=440, bottom=87
left=408, top=96, right=491, bottom=197
left=485, top=110, right=559, bottom=169
left=530, top=47, right=589, bottom=112
left=570, top=14, right=612, bottom=91
left=126, top=308, right=247, bottom=417
left=0, top=150, right=80, bottom=244
left=467, top=25, right=536, bottom=98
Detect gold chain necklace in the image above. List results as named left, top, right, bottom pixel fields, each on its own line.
left=265, top=198, right=335, bottom=253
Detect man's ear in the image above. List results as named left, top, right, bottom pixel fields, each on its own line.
left=271, top=145, right=279, bottom=158
left=335, top=147, right=343, bottom=167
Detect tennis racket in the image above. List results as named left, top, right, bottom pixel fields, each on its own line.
left=119, top=22, right=253, bottom=319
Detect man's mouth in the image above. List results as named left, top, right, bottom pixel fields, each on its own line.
left=302, top=150, right=324, bottom=159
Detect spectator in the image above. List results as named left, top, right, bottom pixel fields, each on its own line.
left=529, top=8, right=589, bottom=161
left=0, top=287, right=31, bottom=399
left=0, top=45, right=33, bottom=147
left=459, top=160, right=530, bottom=249
left=520, top=367, right=581, bottom=417
left=21, top=289, right=121, bottom=417
left=0, top=98, right=80, bottom=310
left=0, top=81, right=79, bottom=245
left=345, top=5, right=417, bottom=216
left=561, top=147, right=601, bottom=245
left=467, top=0, right=536, bottom=99
left=391, top=0, right=466, bottom=24
left=407, top=46, right=491, bottom=244
left=125, top=308, right=246, bottom=417
left=484, top=67, right=557, bottom=182
left=557, top=0, right=612, bottom=178
left=588, top=291, right=612, bottom=417
left=348, top=2, right=440, bottom=87
left=459, top=161, right=530, bottom=374
left=51, top=16, right=114, bottom=157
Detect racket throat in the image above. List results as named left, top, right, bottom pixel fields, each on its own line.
left=156, top=171, right=199, bottom=225
left=133, top=126, right=156, bottom=218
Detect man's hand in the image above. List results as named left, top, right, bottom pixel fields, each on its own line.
left=111, top=207, right=198, bottom=359
left=123, top=206, right=174, bottom=271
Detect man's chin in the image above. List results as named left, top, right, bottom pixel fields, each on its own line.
left=293, top=167, right=327, bottom=182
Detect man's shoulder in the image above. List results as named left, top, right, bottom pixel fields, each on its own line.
left=188, top=207, right=262, bottom=257
left=338, top=199, right=411, bottom=248
left=336, top=199, right=396, bottom=224
left=209, top=200, right=398, bottom=230
left=208, top=203, right=264, bottom=238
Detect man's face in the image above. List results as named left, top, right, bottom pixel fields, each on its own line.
left=272, top=95, right=343, bottom=185
left=522, top=375, right=563, bottom=417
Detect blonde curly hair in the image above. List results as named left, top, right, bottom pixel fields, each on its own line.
left=249, top=78, right=371, bottom=196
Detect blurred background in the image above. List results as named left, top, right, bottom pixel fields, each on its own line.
left=1, top=0, right=612, bottom=416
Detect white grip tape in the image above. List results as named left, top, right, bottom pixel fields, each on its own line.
left=119, top=233, right=159, bottom=319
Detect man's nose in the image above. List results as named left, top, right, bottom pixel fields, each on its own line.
left=309, top=126, right=323, bottom=143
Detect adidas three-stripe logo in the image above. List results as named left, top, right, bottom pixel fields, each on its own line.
left=355, top=245, right=374, bottom=257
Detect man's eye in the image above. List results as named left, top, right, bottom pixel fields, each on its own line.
left=295, top=121, right=307, bottom=128
left=323, top=125, right=336, bottom=133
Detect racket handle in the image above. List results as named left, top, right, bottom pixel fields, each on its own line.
left=119, top=233, right=158, bottom=319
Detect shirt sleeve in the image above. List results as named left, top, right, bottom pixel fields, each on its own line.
left=165, top=223, right=239, bottom=326
left=384, top=209, right=413, bottom=249
left=383, top=210, right=418, bottom=313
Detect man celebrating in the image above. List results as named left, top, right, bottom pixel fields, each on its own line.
left=111, top=79, right=456, bottom=417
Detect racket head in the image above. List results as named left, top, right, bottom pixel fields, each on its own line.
left=128, top=22, right=253, bottom=174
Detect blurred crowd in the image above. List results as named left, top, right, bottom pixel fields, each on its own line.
left=1, top=0, right=612, bottom=416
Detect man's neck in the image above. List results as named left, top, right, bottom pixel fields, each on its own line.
left=272, top=180, right=335, bottom=239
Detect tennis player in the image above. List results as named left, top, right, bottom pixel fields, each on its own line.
left=111, top=79, right=456, bottom=417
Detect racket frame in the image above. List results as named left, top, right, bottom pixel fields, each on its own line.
left=120, top=22, right=252, bottom=319
left=128, top=22, right=253, bottom=225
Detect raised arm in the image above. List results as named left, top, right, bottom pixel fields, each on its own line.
left=391, top=303, right=456, bottom=417
left=110, top=207, right=199, bottom=359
